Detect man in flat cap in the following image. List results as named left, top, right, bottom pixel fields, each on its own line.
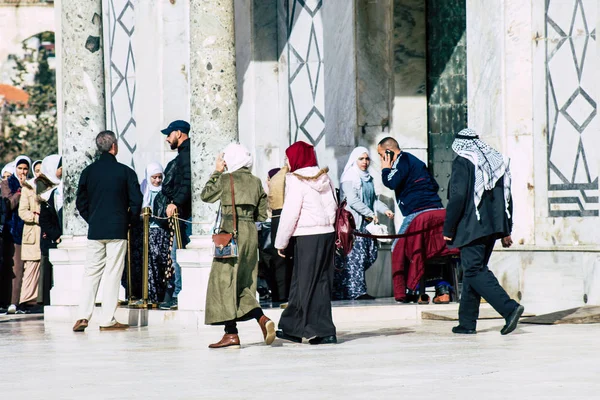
left=159, top=120, right=192, bottom=310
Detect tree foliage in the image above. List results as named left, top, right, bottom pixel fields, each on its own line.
left=0, top=33, right=57, bottom=164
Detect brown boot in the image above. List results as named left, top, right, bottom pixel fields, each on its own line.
left=258, top=315, right=276, bottom=345
left=208, top=334, right=241, bottom=349
left=72, top=319, right=88, bottom=332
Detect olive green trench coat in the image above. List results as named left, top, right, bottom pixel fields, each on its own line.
left=201, top=168, right=268, bottom=325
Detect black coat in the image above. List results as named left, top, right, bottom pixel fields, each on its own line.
left=39, top=189, right=62, bottom=256
left=161, top=139, right=192, bottom=219
left=443, top=156, right=513, bottom=248
left=76, top=153, right=143, bottom=240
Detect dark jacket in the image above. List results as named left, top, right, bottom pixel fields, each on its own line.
left=443, top=156, right=513, bottom=248
left=76, top=152, right=142, bottom=240
left=162, top=139, right=192, bottom=219
left=382, top=151, right=442, bottom=216
left=39, top=189, right=62, bottom=256
left=1, top=175, right=24, bottom=244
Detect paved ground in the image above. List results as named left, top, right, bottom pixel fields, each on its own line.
left=1, top=317, right=599, bottom=399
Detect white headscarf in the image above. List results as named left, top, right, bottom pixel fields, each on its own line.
left=141, top=162, right=164, bottom=208
left=14, top=155, right=32, bottom=177
left=1, top=162, right=15, bottom=178
left=451, top=128, right=511, bottom=220
left=32, top=160, right=42, bottom=176
left=340, top=146, right=372, bottom=187
left=38, top=155, right=62, bottom=202
left=223, top=143, right=253, bottom=173
left=40, top=155, right=62, bottom=185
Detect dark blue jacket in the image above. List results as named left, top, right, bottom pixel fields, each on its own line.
left=381, top=151, right=442, bottom=216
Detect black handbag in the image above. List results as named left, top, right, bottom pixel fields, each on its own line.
left=212, top=174, right=239, bottom=259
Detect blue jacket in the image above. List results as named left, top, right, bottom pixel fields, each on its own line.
left=381, top=151, right=442, bottom=216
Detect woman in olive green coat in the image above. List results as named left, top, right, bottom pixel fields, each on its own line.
left=201, top=143, right=275, bottom=349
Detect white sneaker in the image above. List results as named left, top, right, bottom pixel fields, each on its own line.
left=7, top=304, right=17, bottom=314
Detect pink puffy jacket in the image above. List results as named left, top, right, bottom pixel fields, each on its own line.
left=274, top=166, right=337, bottom=250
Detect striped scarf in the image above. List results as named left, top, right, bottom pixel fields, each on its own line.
left=451, top=128, right=511, bottom=220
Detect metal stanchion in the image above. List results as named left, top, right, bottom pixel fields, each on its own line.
left=142, top=207, right=151, bottom=308
left=173, top=208, right=183, bottom=250
left=127, top=228, right=134, bottom=306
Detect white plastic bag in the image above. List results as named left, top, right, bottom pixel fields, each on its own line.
left=365, top=222, right=392, bottom=243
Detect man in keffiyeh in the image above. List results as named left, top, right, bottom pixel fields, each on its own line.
left=443, top=128, right=524, bottom=336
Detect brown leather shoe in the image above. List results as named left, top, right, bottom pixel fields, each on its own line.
left=99, top=322, right=129, bottom=331
left=433, top=293, right=451, bottom=304
left=72, top=319, right=88, bottom=332
left=258, top=315, right=276, bottom=345
left=208, top=334, right=241, bottom=349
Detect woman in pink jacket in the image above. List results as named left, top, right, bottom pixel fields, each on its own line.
left=274, top=141, right=338, bottom=345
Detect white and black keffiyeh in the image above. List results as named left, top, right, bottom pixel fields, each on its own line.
left=452, top=128, right=511, bottom=220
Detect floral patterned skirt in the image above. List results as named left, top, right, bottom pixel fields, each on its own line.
left=333, top=223, right=378, bottom=300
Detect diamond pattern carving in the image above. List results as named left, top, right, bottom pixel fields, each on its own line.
left=546, top=0, right=598, bottom=217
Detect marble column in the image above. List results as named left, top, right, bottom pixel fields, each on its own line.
left=177, top=0, right=239, bottom=311
left=50, top=0, right=106, bottom=306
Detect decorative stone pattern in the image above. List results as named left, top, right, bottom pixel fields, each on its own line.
left=189, top=0, right=239, bottom=236
left=427, top=0, right=467, bottom=203
left=61, top=1, right=106, bottom=236
left=103, top=0, right=137, bottom=169
left=286, top=0, right=326, bottom=149
left=545, top=0, right=598, bottom=217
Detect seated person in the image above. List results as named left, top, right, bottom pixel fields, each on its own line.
left=377, top=137, right=443, bottom=234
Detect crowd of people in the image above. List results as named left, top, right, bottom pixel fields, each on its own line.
left=0, top=154, right=63, bottom=314
left=1, top=119, right=524, bottom=344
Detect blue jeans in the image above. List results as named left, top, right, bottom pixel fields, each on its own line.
left=171, top=220, right=191, bottom=299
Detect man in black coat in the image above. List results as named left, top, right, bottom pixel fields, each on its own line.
left=443, top=128, right=524, bottom=335
left=158, top=120, right=192, bottom=310
left=72, top=130, right=142, bottom=332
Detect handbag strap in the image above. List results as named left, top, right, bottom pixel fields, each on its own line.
left=229, top=174, right=237, bottom=236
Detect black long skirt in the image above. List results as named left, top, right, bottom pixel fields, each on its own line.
left=278, top=232, right=336, bottom=339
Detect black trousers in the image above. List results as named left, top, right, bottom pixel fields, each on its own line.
left=459, top=235, right=518, bottom=330
left=278, top=232, right=336, bottom=339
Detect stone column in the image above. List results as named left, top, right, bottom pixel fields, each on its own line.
left=177, top=0, right=239, bottom=311
left=49, top=0, right=107, bottom=308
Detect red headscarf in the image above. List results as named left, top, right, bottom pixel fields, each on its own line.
left=285, top=141, right=318, bottom=172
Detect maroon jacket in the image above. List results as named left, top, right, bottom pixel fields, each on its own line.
left=391, top=209, right=459, bottom=301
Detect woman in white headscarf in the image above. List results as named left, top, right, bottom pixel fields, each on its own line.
left=38, top=155, right=63, bottom=305
left=32, top=160, right=43, bottom=178
left=200, top=143, right=274, bottom=349
left=1, top=162, right=15, bottom=180
left=139, top=162, right=171, bottom=303
left=1, top=155, right=31, bottom=313
left=18, top=155, right=47, bottom=309
left=333, top=146, right=395, bottom=301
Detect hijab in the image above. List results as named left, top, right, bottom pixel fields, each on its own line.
left=141, top=162, right=164, bottom=208
left=340, top=146, right=372, bottom=186
left=38, top=155, right=62, bottom=203
left=40, top=155, right=62, bottom=185
left=1, top=161, right=15, bottom=178
left=451, top=128, right=511, bottom=220
left=223, top=143, right=253, bottom=173
left=268, top=168, right=281, bottom=179
left=285, top=141, right=318, bottom=172
left=15, top=155, right=31, bottom=174
left=32, top=160, right=42, bottom=175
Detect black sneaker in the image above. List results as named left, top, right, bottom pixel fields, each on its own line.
left=309, top=335, right=337, bottom=345
left=276, top=330, right=302, bottom=343
left=170, top=297, right=178, bottom=310
left=452, top=325, right=477, bottom=334
left=159, top=300, right=173, bottom=310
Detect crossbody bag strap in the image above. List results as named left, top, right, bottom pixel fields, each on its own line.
left=229, top=174, right=237, bottom=236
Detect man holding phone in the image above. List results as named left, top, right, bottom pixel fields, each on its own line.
left=377, top=137, right=443, bottom=234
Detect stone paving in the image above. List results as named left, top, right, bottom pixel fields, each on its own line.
left=1, top=317, right=599, bottom=399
